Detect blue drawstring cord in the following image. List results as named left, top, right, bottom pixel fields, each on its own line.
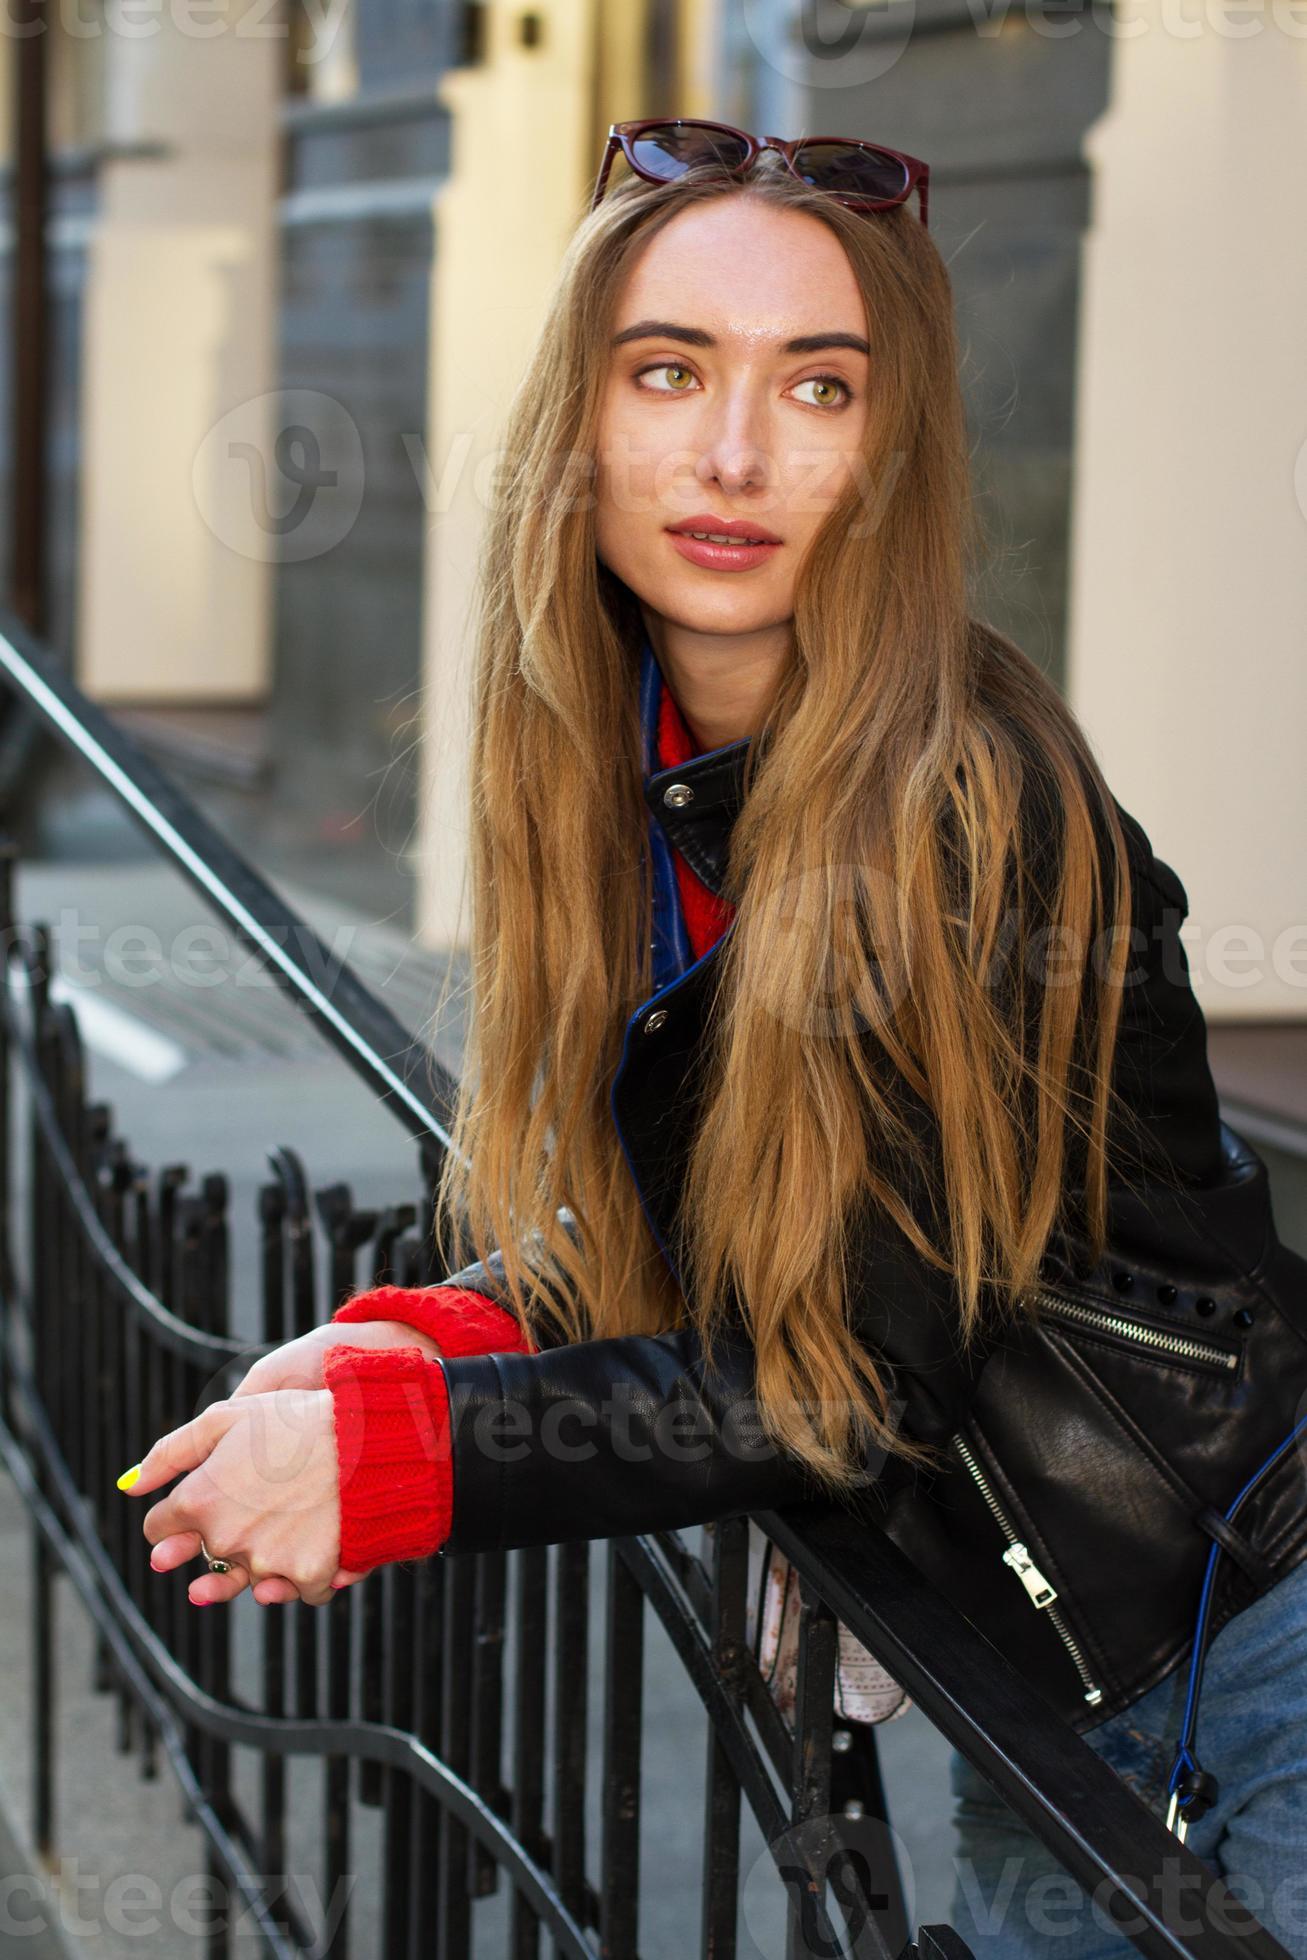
left=1166, top=1407, right=1307, bottom=1831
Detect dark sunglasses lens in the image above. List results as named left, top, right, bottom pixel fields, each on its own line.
left=629, top=123, right=751, bottom=183
left=793, top=143, right=909, bottom=202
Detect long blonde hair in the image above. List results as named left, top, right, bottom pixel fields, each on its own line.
left=426, top=158, right=1152, bottom=1494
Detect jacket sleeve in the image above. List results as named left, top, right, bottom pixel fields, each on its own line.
left=321, top=1275, right=891, bottom=1573
left=419, top=1229, right=980, bottom=1559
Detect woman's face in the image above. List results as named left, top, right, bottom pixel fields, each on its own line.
left=594, top=196, right=871, bottom=643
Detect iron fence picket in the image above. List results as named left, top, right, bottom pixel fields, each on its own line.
left=598, top=1536, right=644, bottom=1959
left=700, top=1515, right=749, bottom=1960
left=509, top=1542, right=550, bottom=1960
left=257, top=1176, right=292, bottom=1942
left=551, top=1540, right=590, bottom=1957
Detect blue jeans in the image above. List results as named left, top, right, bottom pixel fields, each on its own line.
left=947, top=1555, right=1307, bottom=1960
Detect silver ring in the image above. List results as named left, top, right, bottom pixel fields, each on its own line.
left=198, top=1535, right=233, bottom=1575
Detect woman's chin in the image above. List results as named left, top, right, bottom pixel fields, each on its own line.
left=646, top=580, right=789, bottom=641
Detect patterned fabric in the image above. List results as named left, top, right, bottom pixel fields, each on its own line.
left=745, top=1524, right=913, bottom=1728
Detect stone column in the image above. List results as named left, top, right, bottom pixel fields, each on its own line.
left=76, top=0, right=280, bottom=701
left=1066, top=14, right=1307, bottom=1020
left=414, top=0, right=650, bottom=946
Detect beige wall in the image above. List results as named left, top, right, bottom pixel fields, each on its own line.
left=76, top=0, right=279, bottom=702
left=415, top=0, right=711, bottom=946
left=1067, top=22, right=1307, bottom=1021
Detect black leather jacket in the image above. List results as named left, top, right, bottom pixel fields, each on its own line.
left=432, top=736, right=1307, bottom=1735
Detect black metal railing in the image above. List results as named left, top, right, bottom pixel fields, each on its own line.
left=0, top=607, right=1294, bottom=1960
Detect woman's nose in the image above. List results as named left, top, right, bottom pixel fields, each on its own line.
left=694, top=401, right=773, bottom=497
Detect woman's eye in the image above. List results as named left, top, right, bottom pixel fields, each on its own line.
left=631, top=365, right=852, bottom=407
left=791, top=375, right=853, bottom=409
left=634, top=363, right=698, bottom=393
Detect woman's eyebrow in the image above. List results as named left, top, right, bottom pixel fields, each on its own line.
left=610, top=319, right=869, bottom=356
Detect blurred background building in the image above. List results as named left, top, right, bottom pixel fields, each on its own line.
left=0, top=0, right=1303, bottom=1003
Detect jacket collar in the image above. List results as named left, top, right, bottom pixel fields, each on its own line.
left=639, top=630, right=754, bottom=902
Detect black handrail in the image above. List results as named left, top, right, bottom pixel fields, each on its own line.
left=0, top=608, right=455, bottom=1148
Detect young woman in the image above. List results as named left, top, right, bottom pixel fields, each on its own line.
left=119, top=124, right=1307, bottom=1957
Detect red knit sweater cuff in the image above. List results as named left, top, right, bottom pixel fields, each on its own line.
left=332, top=1282, right=535, bottom=1358
left=323, top=1344, right=454, bottom=1574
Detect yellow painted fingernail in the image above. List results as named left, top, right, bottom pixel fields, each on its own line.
left=116, top=1464, right=143, bottom=1491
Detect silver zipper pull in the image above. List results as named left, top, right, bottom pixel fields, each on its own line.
left=1002, top=1542, right=1058, bottom=1608
left=1165, top=1791, right=1189, bottom=1842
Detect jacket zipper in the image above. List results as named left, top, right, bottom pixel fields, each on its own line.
left=950, top=1429, right=1104, bottom=1707
left=1029, top=1287, right=1238, bottom=1372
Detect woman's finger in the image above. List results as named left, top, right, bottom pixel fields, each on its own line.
left=225, top=1366, right=267, bottom=1402
left=117, top=1397, right=238, bottom=1500
left=188, top=1560, right=252, bottom=1608
left=150, top=1528, right=301, bottom=1607
left=149, top=1530, right=203, bottom=1574
left=296, top=1576, right=339, bottom=1609
left=238, top=1566, right=369, bottom=1606
left=227, top=1334, right=326, bottom=1401
left=251, top=1576, right=304, bottom=1606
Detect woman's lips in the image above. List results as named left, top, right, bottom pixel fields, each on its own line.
left=665, top=529, right=782, bottom=572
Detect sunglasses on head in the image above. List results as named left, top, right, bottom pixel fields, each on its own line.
left=590, top=118, right=930, bottom=229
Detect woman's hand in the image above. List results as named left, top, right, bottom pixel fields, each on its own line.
left=132, top=1320, right=443, bottom=1606
left=123, top=1387, right=365, bottom=1609
left=228, top=1318, right=444, bottom=1401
